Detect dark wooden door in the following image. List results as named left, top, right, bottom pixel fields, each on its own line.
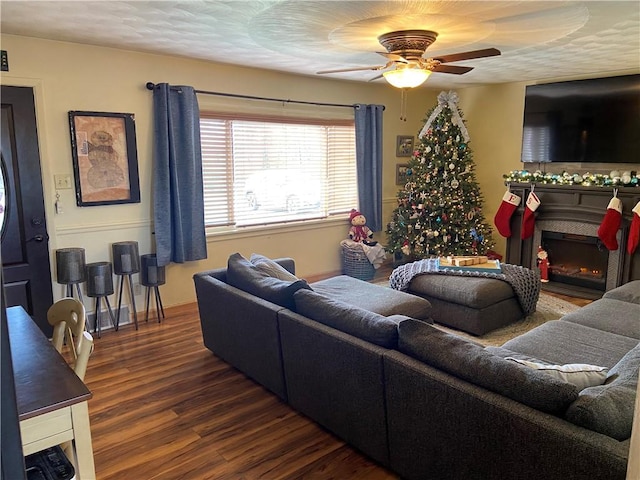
left=1, top=86, right=53, bottom=336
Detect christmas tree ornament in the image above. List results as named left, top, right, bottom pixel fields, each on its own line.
left=627, top=201, right=640, bottom=255
left=494, top=189, right=522, bottom=238
left=386, top=91, right=495, bottom=257
left=597, top=191, right=623, bottom=251
left=521, top=190, right=541, bottom=240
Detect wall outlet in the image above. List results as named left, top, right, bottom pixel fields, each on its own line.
left=134, top=283, right=142, bottom=296
left=54, top=174, right=72, bottom=189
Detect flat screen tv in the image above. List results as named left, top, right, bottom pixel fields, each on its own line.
left=521, top=74, right=640, bottom=163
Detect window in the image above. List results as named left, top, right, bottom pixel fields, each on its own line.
left=200, top=113, right=357, bottom=229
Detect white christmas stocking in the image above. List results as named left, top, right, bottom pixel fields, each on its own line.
left=597, top=195, right=623, bottom=251
left=494, top=189, right=521, bottom=238
left=626, top=201, right=640, bottom=255
left=521, top=191, right=540, bottom=240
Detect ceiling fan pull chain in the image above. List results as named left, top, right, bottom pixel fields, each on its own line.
left=400, top=89, right=408, bottom=121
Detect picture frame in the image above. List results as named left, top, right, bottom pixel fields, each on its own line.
left=396, top=163, right=410, bottom=185
left=396, top=135, right=414, bottom=157
left=69, top=111, right=140, bottom=206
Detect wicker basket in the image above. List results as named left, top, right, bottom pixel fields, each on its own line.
left=340, top=240, right=375, bottom=281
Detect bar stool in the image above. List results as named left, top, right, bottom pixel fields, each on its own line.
left=141, top=254, right=165, bottom=323
left=112, top=241, right=140, bottom=330
left=85, top=261, right=117, bottom=337
left=55, top=248, right=86, bottom=303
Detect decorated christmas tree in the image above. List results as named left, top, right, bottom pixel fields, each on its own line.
left=386, top=91, right=495, bottom=259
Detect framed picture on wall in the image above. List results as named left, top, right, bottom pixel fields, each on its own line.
left=69, top=111, right=141, bottom=206
left=396, top=135, right=414, bottom=157
left=396, top=163, right=410, bottom=185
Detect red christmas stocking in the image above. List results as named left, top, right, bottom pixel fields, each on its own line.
left=627, top=201, right=640, bottom=255
left=494, top=189, right=521, bottom=238
left=521, top=191, right=540, bottom=240
left=597, top=196, right=623, bottom=251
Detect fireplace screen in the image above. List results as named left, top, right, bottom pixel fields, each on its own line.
left=541, top=231, right=608, bottom=291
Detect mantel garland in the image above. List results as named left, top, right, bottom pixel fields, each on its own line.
left=503, top=169, right=639, bottom=188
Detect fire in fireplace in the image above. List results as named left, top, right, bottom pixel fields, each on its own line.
left=541, top=231, right=609, bottom=292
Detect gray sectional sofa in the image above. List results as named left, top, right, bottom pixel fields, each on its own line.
left=193, top=254, right=639, bottom=480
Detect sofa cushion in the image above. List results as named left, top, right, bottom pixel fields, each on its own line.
left=565, top=343, right=640, bottom=440
left=397, top=319, right=579, bottom=414
left=310, top=275, right=432, bottom=320
left=408, top=274, right=514, bottom=309
left=603, top=280, right=640, bottom=304
left=227, top=253, right=310, bottom=310
left=504, top=358, right=608, bottom=391
left=560, top=298, right=640, bottom=340
left=250, top=253, right=299, bottom=282
left=293, top=289, right=400, bottom=348
left=501, top=320, right=637, bottom=369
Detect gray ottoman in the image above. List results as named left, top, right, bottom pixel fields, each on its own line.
left=311, top=275, right=432, bottom=321
left=407, top=275, right=523, bottom=336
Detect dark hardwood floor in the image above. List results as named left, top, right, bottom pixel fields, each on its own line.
left=85, top=303, right=398, bottom=479
left=85, top=264, right=589, bottom=479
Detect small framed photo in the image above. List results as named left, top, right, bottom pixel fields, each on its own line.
left=69, top=111, right=141, bottom=206
left=396, top=135, right=414, bottom=157
left=396, top=163, right=410, bottom=185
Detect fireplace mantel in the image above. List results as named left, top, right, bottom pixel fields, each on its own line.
left=505, top=183, right=640, bottom=298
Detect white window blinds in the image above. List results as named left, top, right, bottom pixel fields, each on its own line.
left=200, top=113, right=357, bottom=228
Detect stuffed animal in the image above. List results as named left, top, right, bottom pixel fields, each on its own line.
left=348, top=209, right=376, bottom=245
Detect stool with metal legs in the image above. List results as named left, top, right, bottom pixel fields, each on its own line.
left=141, top=254, right=165, bottom=323
left=55, top=248, right=86, bottom=303
left=85, top=261, right=117, bottom=337
left=112, top=241, right=140, bottom=330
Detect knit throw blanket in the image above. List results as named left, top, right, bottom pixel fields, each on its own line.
left=389, top=259, right=541, bottom=316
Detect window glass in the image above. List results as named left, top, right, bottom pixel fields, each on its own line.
left=200, top=114, right=357, bottom=229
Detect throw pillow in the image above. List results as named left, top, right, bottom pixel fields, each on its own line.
left=249, top=253, right=299, bottom=282
left=565, top=343, right=640, bottom=440
left=227, top=253, right=310, bottom=310
left=397, top=319, right=579, bottom=414
left=504, top=358, right=608, bottom=391
left=294, top=289, right=399, bottom=348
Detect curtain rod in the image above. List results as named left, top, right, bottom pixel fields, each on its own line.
left=145, top=82, right=365, bottom=109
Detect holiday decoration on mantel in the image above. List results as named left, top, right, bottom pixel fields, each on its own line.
left=386, top=91, right=495, bottom=259
left=502, top=169, right=640, bottom=188
left=597, top=190, right=623, bottom=251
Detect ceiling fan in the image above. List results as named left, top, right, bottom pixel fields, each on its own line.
left=318, top=30, right=501, bottom=88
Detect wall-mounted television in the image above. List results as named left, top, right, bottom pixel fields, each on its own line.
left=521, top=74, right=640, bottom=163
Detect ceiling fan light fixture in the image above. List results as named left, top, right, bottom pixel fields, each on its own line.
left=383, top=67, right=432, bottom=88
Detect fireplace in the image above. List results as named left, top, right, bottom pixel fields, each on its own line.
left=541, top=231, right=608, bottom=292
left=505, top=183, right=640, bottom=299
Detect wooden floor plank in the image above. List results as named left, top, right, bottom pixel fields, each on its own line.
left=84, top=303, right=397, bottom=479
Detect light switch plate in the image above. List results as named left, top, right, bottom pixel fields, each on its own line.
left=54, top=174, right=72, bottom=189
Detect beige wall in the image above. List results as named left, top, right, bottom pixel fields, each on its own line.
left=0, top=34, right=439, bottom=311
left=458, top=82, right=528, bottom=255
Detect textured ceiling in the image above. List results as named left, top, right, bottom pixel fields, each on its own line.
left=1, top=1, right=639, bottom=88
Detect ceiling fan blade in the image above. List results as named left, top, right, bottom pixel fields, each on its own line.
left=376, top=51, right=408, bottom=63
left=317, top=63, right=390, bottom=74
left=433, top=48, right=501, bottom=64
left=432, top=64, right=474, bottom=75
left=368, top=73, right=384, bottom=82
